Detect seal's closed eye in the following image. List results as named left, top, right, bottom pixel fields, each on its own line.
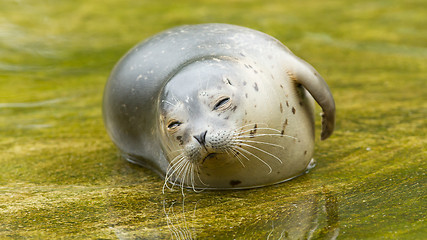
left=167, top=120, right=181, bottom=131
left=213, top=97, right=231, bottom=111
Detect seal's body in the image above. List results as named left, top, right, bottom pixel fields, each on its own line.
left=103, top=24, right=335, bottom=189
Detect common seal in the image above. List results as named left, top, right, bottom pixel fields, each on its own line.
left=103, top=23, right=335, bottom=190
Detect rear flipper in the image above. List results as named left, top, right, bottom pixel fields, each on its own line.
left=285, top=57, right=335, bottom=140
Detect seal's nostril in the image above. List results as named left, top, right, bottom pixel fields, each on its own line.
left=194, top=130, right=208, bottom=145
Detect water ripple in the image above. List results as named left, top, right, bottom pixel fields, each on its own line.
left=0, top=98, right=66, bottom=108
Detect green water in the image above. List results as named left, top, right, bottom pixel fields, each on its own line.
left=1, top=0, right=425, bottom=239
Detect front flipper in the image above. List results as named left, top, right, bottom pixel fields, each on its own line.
left=286, top=57, right=335, bottom=140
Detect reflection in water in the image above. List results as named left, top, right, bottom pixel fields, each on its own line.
left=163, top=199, right=197, bottom=240
left=107, top=162, right=339, bottom=239
left=256, top=187, right=339, bottom=240
left=126, top=189, right=339, bottom=239
left=318, top=188, right=340, bottom=239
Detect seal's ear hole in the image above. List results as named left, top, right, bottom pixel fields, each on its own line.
left=167, top=120, right=182, bottom=132
left=213, top=97, right=231, bottom=111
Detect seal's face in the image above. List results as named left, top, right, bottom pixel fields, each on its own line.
left=159, top=61, right=245, bottom=176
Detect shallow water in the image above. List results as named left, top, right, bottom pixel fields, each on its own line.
left=1, top=0, right=426, bottom=239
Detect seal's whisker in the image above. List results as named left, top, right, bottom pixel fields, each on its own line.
left=173, top=160, right=190, bottom=187
left=164, top=170, right=180, bottom=192
left=195, top=164, right=208, bottom=186
left=237, top=142, right=283, bottom=164
left=232, top=139, right=285, bottom=149
left=236, top=127, right=282, bottom=135
left=228, top=148, right=247, bottom=168
left=168, top=159, right=188, bottom=192
left=164, top=154, right=185, bottom=186
left=190, top=163, right=204, bottom=193
left=163, top=156, right=186, bottom=193
left=179, top=161, right=188, bottom=195
left=232, top=147, right=251, bottom=162
left=225, top=148, right=245, bottom=168
left=236, top=133, right=299, bottom=141
left=163, top=159, right=184, bottom=192
left=180, top=161, right=191, bottom=196
left=190, top=163, right=196, bottom=192
left=184, top=163, right=193, bottom=193
left=166, top=154, right=185, bottom=175
left=166, top=153, right=185, bottom=171
left=234, top=145, right=273, bottom=174
left=235, top=123, right=269, bottom=131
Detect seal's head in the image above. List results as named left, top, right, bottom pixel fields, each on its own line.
left=160, top=63, right=242, bottom=164
left=159, top=59, right=243, bottom=189
left=157, top=58, right=302, bottom=190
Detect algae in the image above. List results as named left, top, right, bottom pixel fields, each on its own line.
left=1, top=0, right=426, bottom=239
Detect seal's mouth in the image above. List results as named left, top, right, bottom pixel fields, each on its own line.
left=201, top=153, right=217, bottom=163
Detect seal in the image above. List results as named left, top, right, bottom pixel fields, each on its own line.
left=103, top=23, right=335, bottom=190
